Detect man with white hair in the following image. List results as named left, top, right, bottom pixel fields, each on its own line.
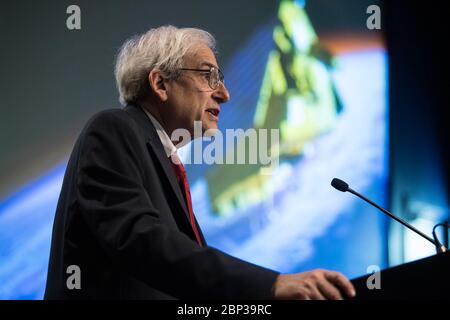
left=44, top=25, right=355, bottom=300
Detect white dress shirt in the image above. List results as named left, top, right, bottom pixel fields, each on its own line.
left=142, top=107, right=177, bottom=158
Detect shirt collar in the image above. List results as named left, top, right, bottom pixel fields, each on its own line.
left=141, top=107, right=177, bottom=158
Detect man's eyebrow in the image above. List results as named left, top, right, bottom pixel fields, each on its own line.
left=199, top=62, right=219, bottom=69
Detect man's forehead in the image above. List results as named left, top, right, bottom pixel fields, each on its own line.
left=185, top=45, right=219, bottom=68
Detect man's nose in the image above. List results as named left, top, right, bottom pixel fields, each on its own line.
left=212, top=82, right=230, bottom=103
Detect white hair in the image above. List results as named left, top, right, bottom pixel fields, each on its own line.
left=115, top=25, right=216, bottom=105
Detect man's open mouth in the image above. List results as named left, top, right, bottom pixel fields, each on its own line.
left=206, top=108, right=220, bottom=117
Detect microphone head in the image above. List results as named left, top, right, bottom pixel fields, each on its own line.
left=331, top=178, right=349, bottom=192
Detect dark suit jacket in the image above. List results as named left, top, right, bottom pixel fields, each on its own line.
left=44, top=104, right=279, bottom=299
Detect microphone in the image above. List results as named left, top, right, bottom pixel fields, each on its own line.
left=331, top=178, right=447, bottom=254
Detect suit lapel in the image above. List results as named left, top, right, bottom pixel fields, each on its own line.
left=148, top=139, right=209, bottom=246
left=123, top=104, right=207, bottom=246
left=123, top=104, right=189, bottom=218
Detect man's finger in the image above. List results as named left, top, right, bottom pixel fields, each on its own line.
left=308, top=285, right=326, bottom=300
left=325, top=271, right=356, bottom=298
left=317, top=280, right=344, bottom=300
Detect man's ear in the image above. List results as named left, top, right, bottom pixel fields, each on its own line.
left=148, top=69, right=168, bottom=102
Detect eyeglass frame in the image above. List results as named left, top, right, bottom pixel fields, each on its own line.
left=178, top=66, right=225, bottom=90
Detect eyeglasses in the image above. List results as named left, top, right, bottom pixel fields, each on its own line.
left=178, top=66, right=225, bottom=90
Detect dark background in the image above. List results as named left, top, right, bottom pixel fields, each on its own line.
left=385, top=1, right=450, bottom=261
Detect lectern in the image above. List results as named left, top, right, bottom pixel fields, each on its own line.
left=351, top=252, right=450, bottom=299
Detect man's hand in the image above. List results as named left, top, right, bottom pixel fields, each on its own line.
left=272, top=269, right=356, bottom=300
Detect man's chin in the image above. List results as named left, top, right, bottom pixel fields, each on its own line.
left=200, top=119, right=219, bottom=137
left=191, top=120, right=219, bottom=138
left=203, top=127, right=220, bottom=137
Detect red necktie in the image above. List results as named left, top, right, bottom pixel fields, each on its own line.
left=169, top=154, right=203, bottom=246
